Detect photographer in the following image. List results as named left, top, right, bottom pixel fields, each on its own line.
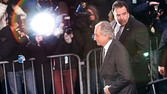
left=51, top=2, right=81, bottom=94
left=0, top=13, right=36, bottom=94
left=130, top=0, right=167, bottom=34
left=73, top=4, right=102, bottom=94
left=74, top=4, right=100, bottom=60
left=0, top=1, right=28, bottom=93
left=25, top=34, right=52, bottom=94
left=129, top=0, right=167, bottom=94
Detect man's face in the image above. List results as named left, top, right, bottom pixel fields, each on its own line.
left=94, top=26, right=107, bottom=46
left=113, top=6, right=129, bottom=26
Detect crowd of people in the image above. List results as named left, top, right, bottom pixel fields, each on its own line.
left=0, top=0, right=167, bottom=94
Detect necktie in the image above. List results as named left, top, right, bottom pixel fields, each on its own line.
left=102, top=48, right=105, bottom=62
left=116, top=26, right=122, bottom=40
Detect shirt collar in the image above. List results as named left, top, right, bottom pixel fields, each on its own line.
left=104, top=40, right=112, bottom=55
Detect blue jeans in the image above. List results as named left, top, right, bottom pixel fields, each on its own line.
left=7, top=67, right=36, bottom=94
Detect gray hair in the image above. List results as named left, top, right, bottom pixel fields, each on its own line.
left=95, top=21, right=115, bottom=39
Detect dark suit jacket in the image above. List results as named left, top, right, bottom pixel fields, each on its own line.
left=119, top=15, right=149, bottom=63
left=113, top=15, right=150, bottom=83
left=159, top=45, right=167, bottom=66
left=100, top=39, right=136, bottom=94
left=159, top=29, right=167, bottom=69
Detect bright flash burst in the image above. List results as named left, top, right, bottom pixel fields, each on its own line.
left=30, top=12, right=55, bottom=35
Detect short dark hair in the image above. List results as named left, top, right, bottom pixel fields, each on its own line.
left=112, top=0, right=129, bottom=13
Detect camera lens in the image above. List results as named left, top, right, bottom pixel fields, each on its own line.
left=65, top=28, right=72, bottom=34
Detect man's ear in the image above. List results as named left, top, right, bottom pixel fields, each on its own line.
left=102, top=33, right=109, bottom=39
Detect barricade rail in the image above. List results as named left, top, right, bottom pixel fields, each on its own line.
left=0, top=53, right=83, bottom=94
left=86, top=48, right=103, bottom=94
left=0, top=47, right=164, bottom=94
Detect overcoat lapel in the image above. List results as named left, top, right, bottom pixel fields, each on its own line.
left=119, top=16, right=133, bottom=44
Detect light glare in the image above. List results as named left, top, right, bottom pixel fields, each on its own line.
left=30, top=12, right=55, bottom=35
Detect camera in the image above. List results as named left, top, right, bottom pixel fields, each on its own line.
left=148, top=0, right=160, bottom=18
left=63, top=26, right=72, bottom=34
left=62, top=15, right=72, bottom=34
left=62, top=15, right=71, bottom=27
left=149, top=3, right=160, bottom=18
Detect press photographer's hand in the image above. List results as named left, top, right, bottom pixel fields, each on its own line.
left=64, top=32, right=73, bottom=44
left=158, top=66, right=166, bottom=77
left=149, top=1, right=159, bottom=6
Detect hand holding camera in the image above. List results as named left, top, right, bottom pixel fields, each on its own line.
left=149, top=1, right=159, bottom=6
left=64, top=32, right=73, bottom=44
left=148, top=1, right=163, bottom=18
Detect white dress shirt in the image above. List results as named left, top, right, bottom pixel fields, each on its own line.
left=104, top=40, right=112, bottom=57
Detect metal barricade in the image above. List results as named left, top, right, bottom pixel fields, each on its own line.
left=0, top=58, right=36, bottom=94
left=47, top=53, right=83, bottom=94
left=148, top=36, right=160, bottom=94
left=86, top=48, right=103, bottom=94
left=0, top=53, right=83, bottom=94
